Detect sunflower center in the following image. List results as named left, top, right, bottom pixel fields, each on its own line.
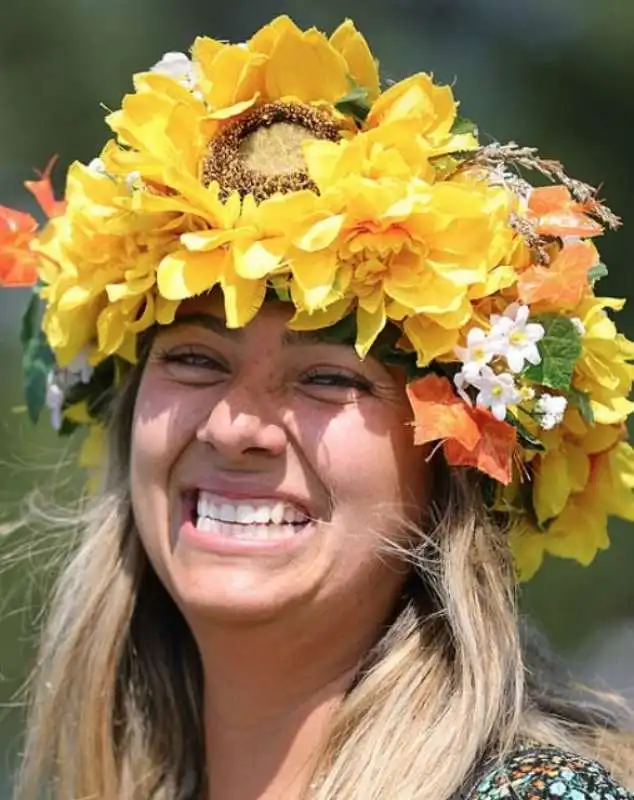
left=201, top=101, right=341, bottom=203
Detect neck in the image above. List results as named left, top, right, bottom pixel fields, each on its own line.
left=194, top=604, right=388, bottom=800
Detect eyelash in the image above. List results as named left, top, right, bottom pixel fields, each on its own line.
left=154, top=349, right=373, bottom=393
left=154, top=349, right=227, bottom=371
left=300, top=368, right=372, bottom=392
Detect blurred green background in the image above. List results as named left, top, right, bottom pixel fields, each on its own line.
left=1, top=0, right=633, bottom=794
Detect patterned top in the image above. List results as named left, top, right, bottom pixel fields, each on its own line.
left=469, top=746, right=633, bottom=799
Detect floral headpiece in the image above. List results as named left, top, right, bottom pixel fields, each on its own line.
left=2, top=16, right=633, bottom=580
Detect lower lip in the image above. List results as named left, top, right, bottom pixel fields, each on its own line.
left=177, top=518, right=315, bottom=555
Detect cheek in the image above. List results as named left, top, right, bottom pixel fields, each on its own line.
left=307, top=400, right=428, bottom=525
left=130, top=370, right=203, bottom=483
left=129, top=371, right=199, bottom=539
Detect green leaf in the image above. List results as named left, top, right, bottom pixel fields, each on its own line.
left=587, top=261, right=608, bottom=285
left=20, top=291, right=40, bottom=348
left=568, top=386, right=595, bottom=424
left=22, top=333, right=55, bottom=424
left=507, top=412, right=545, bottom=452
left=451, top=115, right=478, bottom=137
left=335, top=82, right=371, bottom=123
left=523, top=314, right=582, bottom=392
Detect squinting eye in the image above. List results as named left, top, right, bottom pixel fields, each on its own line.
left=153, top=349, right=229, bottom=379
left=301, top=370, right=372, bottom=392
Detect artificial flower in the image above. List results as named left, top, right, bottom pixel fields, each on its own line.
left=535, top=393, right=568, bottom=430
left=488, top=303, right=544, bottom=373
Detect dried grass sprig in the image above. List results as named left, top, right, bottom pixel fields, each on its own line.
left=450, top=142, right=621, bottom=230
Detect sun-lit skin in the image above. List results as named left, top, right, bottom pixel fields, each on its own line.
left=130, top=297, right=430, bottom=798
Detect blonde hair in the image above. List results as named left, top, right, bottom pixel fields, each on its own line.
left=9, top=353, right=634, bottom=800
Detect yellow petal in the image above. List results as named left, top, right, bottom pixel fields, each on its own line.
left=330, top=20, right=380, bottom=101
left=58, top=284, right=97, bottom=310
left=303, top=139, right=345, bottom=190
left=294, top=214, right=345, bottom=252
left=248, top=15, right=302, bottom=56
left=157, top=249, right=227, bottom=300
left=221, top=272, right=267, bottom=328
left=533, top=450, right=572, bottom=524
left=287, top=297, right=353, bottom=331
left=356, top=300, right=386, bottom=358
left=403, top=314, right=460, bottom=366
left=233, top=236, right=286, bottom=279
left=155, top=296, right=179, bottom=325
left=509, top=523, right=547, bottom=582
left=96, top=305, right=126, bottom=355
left=265, top=27, right=349, bottom=103
left=545, top=499, right=609, bottom=566
left=206, top=46, right=266, bottom=110
left=208, top=97, right=259, bottom=120
left=290, top=249, right=339, bottom=311
left=181, top=229, right=241, bottom=251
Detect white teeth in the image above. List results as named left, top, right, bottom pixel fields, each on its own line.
left=270, top=502, right=285, bottom=525
left=220, top=503, right=236, bottom=523
left=195, top=491, right=308, bottom=530
left=198, top=516, right=213, bottom=532
left=253, top=506, right=270, bottom=524
left=194, top=517, right=299, bottom=540
left=236, top=504, right=255, bottom=524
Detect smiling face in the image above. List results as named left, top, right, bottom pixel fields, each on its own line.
left=130, top=298, right=430, bottom=629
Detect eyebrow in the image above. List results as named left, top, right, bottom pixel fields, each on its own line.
left=161, top=313, right=340, bottom=347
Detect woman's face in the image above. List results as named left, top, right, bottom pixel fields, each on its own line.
left=130, top=298, right=430, bottom=626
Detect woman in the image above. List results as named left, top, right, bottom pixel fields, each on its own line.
left=2, top=15, right=633, bottom=800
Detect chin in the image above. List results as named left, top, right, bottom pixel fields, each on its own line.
left=164, top=559, right=313, bottom=626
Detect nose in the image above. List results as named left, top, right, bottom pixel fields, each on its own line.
left=195, top=381, right=288, bottom=461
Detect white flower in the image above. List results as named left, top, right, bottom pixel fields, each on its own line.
left=66, top=350, right=94, bottom=384
left=125, top=171, right=142, bottom=189
left=455, top=327, right=497, bottom=381
left=45, top=373, right=64, bottom=432
left=490, top=303, right=545, bottom=374
left=570, top=317, right=586, bottom=336
left=453, top=370, right=472, bottom=404
left=87, top=157, right=108, bottom=177
left=150, top=51, right=196, bottom=88
left=471, top=366, right=522, bottom=422
left=535, top=393, right=568, bottom=430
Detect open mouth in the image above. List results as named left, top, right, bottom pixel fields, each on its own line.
left=187, top=490, right=311, bottom=541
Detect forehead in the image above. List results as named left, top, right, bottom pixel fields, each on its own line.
left=163, top=295, right=339, bottom=348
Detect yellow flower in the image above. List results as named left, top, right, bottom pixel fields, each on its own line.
left=571, top=296, right=634, bottom=425
left=509, top=405, right=634, bottom=579
left=106, top=72, right=207, bottom=186
left=192, top=16, right=379, bottom=123
left=328, top=20, right=380, bottom=102
left=366, top=73, right=478, bottom=159
left=287, top=142, right=514, bottom=356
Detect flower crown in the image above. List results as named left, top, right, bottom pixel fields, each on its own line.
left=2, top=15, right=633, bottom=580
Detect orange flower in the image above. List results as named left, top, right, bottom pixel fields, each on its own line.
left=528, top=186, right=604, bottom=238
left=406, top=373, right=517, bottom=483
left=0, top=205, right=39, bottom=286
left=517, top=240, right=598, bottom=309
left=0, top=158, right=65, bottom=287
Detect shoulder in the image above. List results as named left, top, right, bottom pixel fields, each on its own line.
left=468, top=744, right=633, bottom=799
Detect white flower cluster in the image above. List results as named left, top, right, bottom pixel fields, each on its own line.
left=151, top=51, right=196, bottom=87
left=150, top=52, right=204, bottom=100
left=534, top=393, right=568, bottom=431
left=45, top=351, right=94, bottom=432
left=454, top=303, right=547, bottom=423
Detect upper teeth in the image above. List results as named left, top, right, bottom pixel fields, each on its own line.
left=196, top=491, right=308, bottom=525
